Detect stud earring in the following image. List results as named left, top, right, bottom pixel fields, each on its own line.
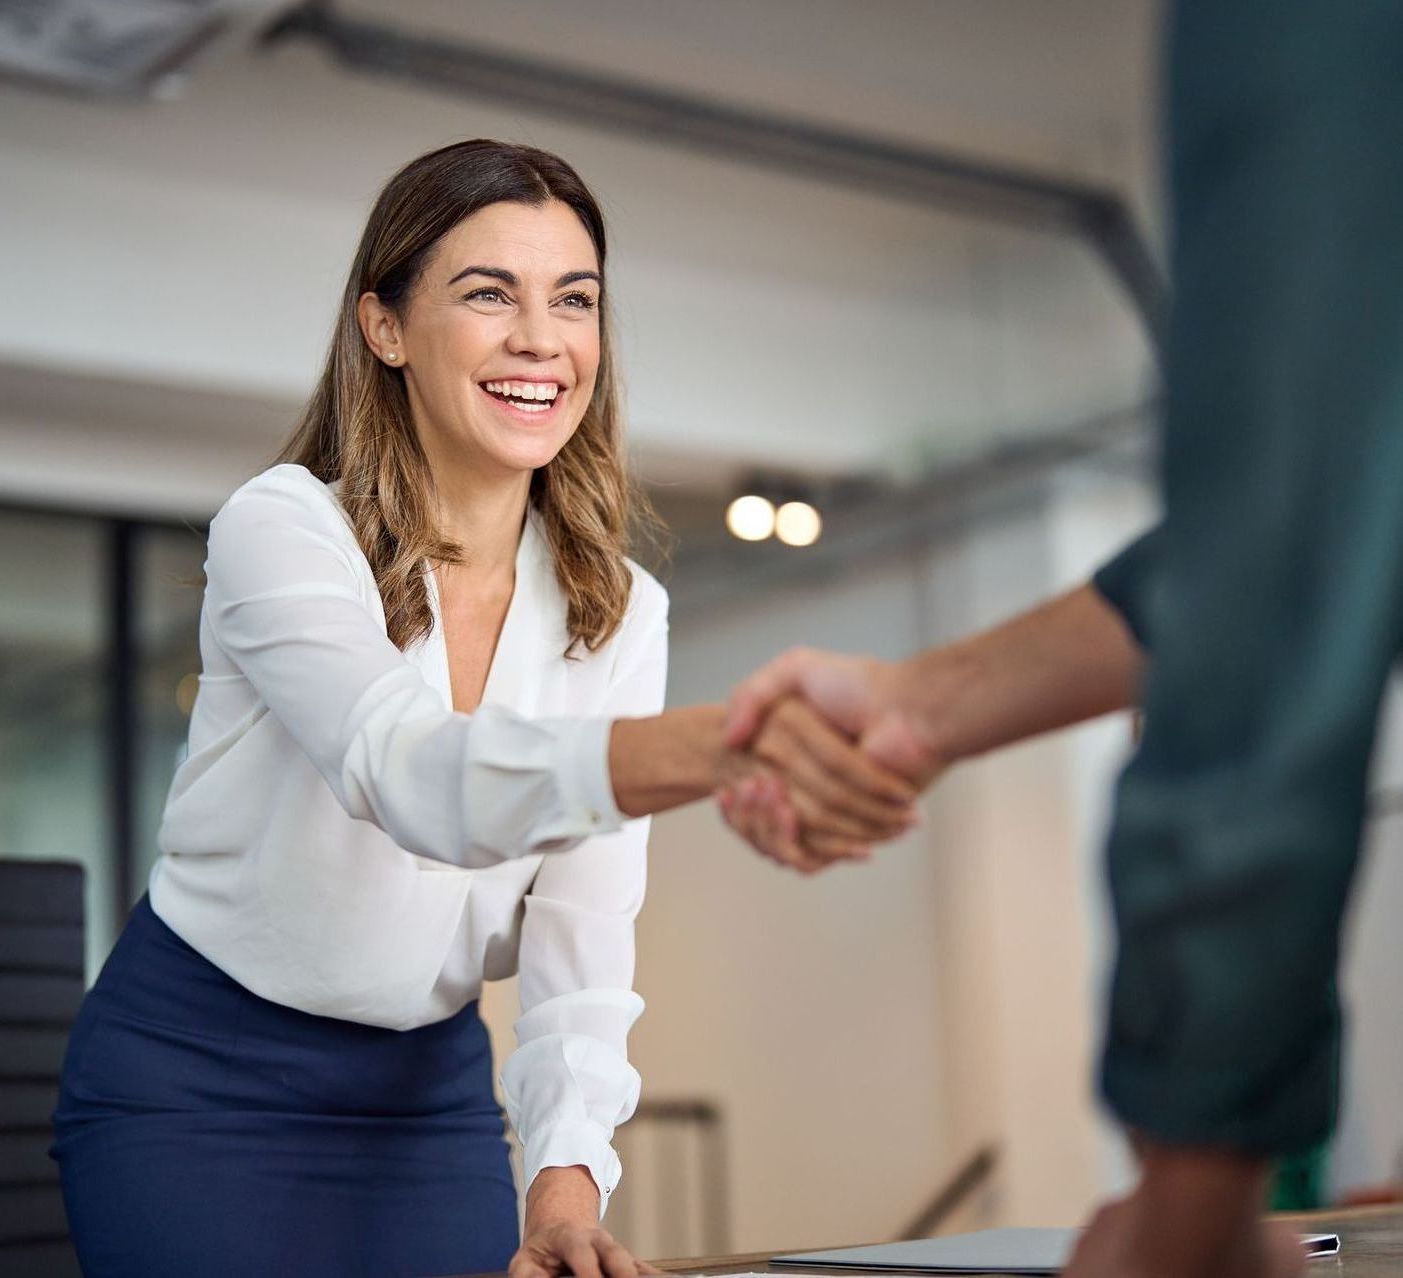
left=386, top=351, right=399, bottom=363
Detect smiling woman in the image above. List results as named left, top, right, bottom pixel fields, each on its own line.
left=283, top=140, right=637, bottom=659
left=50, top=139, right=918, bottom=1278
left=358, top=206, right=605, bottom=504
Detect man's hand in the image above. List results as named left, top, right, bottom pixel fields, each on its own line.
left=510, top=1166, right=659, bottom=1278
left=716, top=650, right=943, bottom=872
left=1064, top=1196, right=1304, bottom=1278
left=717, top=695, right=920, bottom=873
left=725, top=649, right=945, bottom=784
left=1064, top=1144, right=1304, bottom=1278
left=718, top=590, right=1144, bottom=870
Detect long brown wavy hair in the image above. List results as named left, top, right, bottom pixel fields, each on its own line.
left=277, top=139, right=658, bottom=655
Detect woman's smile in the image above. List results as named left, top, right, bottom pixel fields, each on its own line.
left=477, top=376, right=568, bottom=424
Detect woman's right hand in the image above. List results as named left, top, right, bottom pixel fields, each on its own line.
left=717, top=696, right=920, bottom=874
left=607, top=699, right=919, bottom=871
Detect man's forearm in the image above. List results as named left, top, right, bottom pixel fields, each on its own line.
left=898, top=583, right=1144, bottom=769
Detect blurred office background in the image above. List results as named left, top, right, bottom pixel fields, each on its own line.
left=4, top=0, right=1403, bottom=1266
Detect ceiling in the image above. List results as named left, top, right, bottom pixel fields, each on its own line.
left=0, top=0, right=1162, bottom=528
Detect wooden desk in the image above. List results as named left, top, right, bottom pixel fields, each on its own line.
left=642, top=1206, right=1403, bottom=1277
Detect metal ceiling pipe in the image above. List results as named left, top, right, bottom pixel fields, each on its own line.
left=261, top=1, right=1167, bottom=354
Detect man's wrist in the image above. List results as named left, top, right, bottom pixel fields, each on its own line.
left=896, top=645, right=980, bottom=769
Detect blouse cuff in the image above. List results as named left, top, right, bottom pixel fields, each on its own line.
left=462, top=708, right=625, bottom=857
left=550, top=715, right=626, bottom=844
left=524, top=1120, right=624, bottom=1220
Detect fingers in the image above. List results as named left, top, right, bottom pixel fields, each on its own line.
left=597, top=1235, right=645, bottom=1278
left=563, top=1228, right=646, bottom=1278
left=562, top=1237, right=605, bottom=1278
left=752, top=700, right=917, bottom=841
left=724, top=648, right=817, bottom=749
left=802, top=830, right=872, bottom=862
left=516, top=1220, right=651, bottom=1278
left=509, top=1250, right=555, bottom=1278
left=719, top=776, right=809, bottom=872
left=720, top=777, right=868, bottom=874
left=786, top=784, right=901, bottom=845
left=773, top=698, right=918, bottom=806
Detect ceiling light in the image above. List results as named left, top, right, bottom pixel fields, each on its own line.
left=775, top=500, right=822, bottom=547
left=725, top=495, right=776, bottom=542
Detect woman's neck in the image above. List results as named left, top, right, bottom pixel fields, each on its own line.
left=430, top=462, right=532, bottom=579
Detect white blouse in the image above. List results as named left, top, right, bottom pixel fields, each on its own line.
left=150, top=462, right=667, bottom=1211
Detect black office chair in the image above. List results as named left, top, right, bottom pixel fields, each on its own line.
left=0, top=860, right=85, bottom=1277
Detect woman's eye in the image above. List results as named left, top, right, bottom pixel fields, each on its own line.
left=559, top=292, right=598, bottom=311
left=464, top=287, right=507, bottom=304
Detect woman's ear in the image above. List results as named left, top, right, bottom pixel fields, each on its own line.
left=357, top=291, right=406, bottom=367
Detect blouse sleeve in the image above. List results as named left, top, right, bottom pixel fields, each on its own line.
left=499, top=571, right=668, bottom=1218
left=203, top=468, right=624, bottom=868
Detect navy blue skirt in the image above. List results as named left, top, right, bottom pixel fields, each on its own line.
left=52, top=896, right=518, bottom=1278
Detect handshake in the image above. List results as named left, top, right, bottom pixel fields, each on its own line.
left=714, top=648, right=945, bottom=874
left=612, top=584, right=1139, bottom=872
left=612, top=646, right=955, bottom=874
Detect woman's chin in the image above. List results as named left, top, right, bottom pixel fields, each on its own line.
left=485, top=439, right=571, bottom=476
left=490, top=424, right=577, bottom=471
left=436, top=415, right=578, bottom=478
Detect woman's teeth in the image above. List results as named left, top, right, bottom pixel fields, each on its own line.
left=483, top=380, right=561, bottom=413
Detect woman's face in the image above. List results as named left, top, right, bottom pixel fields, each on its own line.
left=375, top=199, right=603, bottom=479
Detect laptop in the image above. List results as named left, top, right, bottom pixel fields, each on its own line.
left=771, top=1227, right=1340, bottom=1274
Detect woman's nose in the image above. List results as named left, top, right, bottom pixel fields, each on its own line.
left=505, top=304, right=562, bottom=360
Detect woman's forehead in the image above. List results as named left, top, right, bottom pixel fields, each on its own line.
left=434, top=201, right=600, bottom=278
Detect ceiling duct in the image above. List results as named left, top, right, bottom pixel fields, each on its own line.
left=0, top=0, right=277, bottom=96
left=261, top=1, right=1167, bottom=355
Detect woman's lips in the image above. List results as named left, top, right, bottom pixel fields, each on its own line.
left=477, top=382, right=567, bottom=424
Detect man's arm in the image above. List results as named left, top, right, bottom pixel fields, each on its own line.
left=725, top=581, right=1144, bottom=788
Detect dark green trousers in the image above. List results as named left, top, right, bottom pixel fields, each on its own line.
left=1094, top=0, right=1403, bottom=1155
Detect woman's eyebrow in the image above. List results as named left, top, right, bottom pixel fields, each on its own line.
left=444, top=266, right=602, bottom=288
left=446, top=265, right=518, bottom=287
left=555, top=270, right=602, bottom=288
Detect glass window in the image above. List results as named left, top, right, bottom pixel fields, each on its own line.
left=0, top=510, right=112, bottom=978
left=133, top=524, right=207, bottom=897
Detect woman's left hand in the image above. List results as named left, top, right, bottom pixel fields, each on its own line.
left=509, top=1220, right=659, bottom=1278
left=510, top=1167, right=660, bottom=1278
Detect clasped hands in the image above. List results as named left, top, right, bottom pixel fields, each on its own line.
left=716, top=648, right=941, bottom=873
